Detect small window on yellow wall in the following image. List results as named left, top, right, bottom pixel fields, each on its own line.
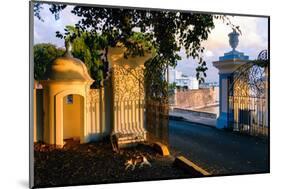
left=66, top=95, right=73, bottom=104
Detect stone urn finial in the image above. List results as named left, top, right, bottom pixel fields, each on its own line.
left=228, top=29, right=239, bottom=51
left=64, top=40, right=73, bottom=57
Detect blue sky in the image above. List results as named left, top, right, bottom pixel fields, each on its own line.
left=34, top=4, right=268, bottom=83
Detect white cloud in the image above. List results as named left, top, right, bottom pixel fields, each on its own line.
left=202, top=15, right=268, bottom=59
left=205, top=50, right=214, bottom=57
left=176, top=15, right=268, bottom=82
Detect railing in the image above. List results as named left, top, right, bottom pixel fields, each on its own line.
left=113, top=99, right=145, bottom=135
left=87, top=89, right=106, bottom=137
left=228, top=95, right=268, bottom=136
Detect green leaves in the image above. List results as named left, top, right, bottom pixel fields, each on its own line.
left=49, top=4, right=67, bottom=20
left=69, top=7, right=217, bottom=96
left=34, top=3, right=44, bottom=22
left=36, top=4, right=248, bottom=96
left=64, top=26, right=108, bottom=88
left=34, top=4, right=243, bottom=86
left=34, top=43, right=64, bottom=80
left=144, top=55, right=169, bottom=103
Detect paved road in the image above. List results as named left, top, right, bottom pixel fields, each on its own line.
left=169, top=120, right=269, bottom=175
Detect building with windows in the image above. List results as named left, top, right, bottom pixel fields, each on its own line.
left=169, top=69, right=199, bottom=89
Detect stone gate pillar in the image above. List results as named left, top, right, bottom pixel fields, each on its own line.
left=213, top=30, right=249, bottom=129
left=107, top=44, right=152, bottom=147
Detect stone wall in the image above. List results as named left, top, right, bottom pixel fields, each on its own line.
left=173, top=87, right=219, bottom=109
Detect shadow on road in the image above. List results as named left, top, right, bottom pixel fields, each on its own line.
left=169, top=120, right=269, bottom=175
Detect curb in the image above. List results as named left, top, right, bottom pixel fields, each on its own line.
left=169, top=115, right=216, bottom=128
left=153, top=142, right=170, bottom=156
left=173, top=108, right=217, bottom=119
left=174, top=156, right=211, bottom=176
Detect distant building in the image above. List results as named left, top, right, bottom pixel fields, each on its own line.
left=169, top=69, right=199, bottom=89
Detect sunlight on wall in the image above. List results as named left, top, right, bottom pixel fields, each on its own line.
left=63, top=94, right=84, bottom=140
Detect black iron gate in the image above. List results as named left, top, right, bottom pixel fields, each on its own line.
left=228, top=50, right=268, bottom=136
left=144, top=57, right=169, bottom=146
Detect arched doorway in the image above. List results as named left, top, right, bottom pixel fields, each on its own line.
left=54, top=90, right=87, bottom=147
left=63, top=94, right=84, bottom=142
